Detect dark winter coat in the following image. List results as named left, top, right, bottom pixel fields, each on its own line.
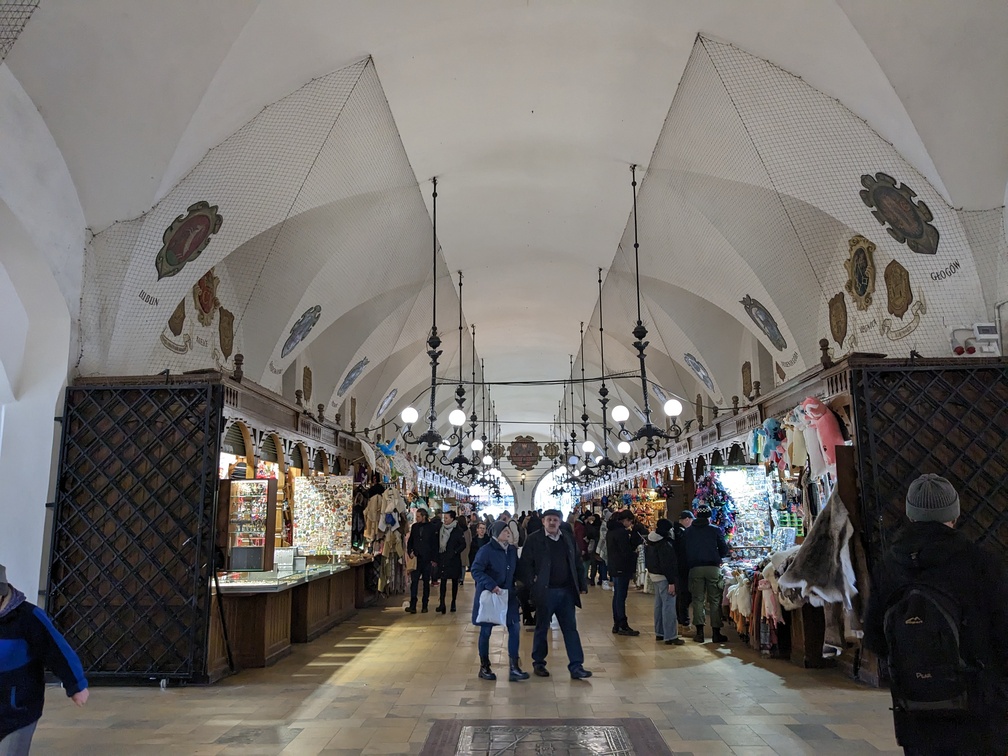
left=0, top=588, right=88, bottom=739
left=518, top=529, right=587, bottom=608
left=469, top=533, right=492, bottom=567
left=644, top=533, right=679, bottom=584
left=525, top=513, right=542, bottom=535
left=864, top=521, right=1008, bottom=752
left=605, top=519, right=645, bottom=577
left=407, top=519, right=440, bottom=564
left=583, top=519, right=601, bottom=557
left=672, top=522, right=691, bottom=583
left=678, top=517, right=729, bottom=570
left=437, top=521, right=468, bottom=580
left=470, top=538, right=520, bottom=626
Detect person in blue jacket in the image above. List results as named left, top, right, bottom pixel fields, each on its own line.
left=0, top=565, right=89, bottom=754
left=470, top=521, right=528, bottom=683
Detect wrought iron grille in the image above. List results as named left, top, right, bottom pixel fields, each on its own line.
left=47, top=382, right=224, bottom=683
left=851, top=361, right=1008, bottom=569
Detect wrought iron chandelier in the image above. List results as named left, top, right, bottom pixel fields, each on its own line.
left=609, top=165, right=683, bottom=459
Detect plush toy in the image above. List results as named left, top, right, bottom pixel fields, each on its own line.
left=377, top=438, right=396, bottom=457
left=800, top=397, right=845, bottom=475
left=753, top=417, right=787, bottom=471
left=784, top=407, right=808, bottom=470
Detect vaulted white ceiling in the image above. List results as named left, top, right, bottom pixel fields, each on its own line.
left=5, top=0, right=1006, bottom=485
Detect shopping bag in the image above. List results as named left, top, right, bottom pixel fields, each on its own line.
left=476, top=589, right=509, bottom=625
left=405, top=553, right=417, bottom=572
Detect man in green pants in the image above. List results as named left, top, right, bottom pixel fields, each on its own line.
left=678, top=506, right=730, bottom=643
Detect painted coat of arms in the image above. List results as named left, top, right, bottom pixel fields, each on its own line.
left=302, top=366, right=313, bottom=403
left=543, top=442, right=560, bottom=461
left=829, top=292, right=848, bottom=348
left=281, top=305, right=322, bottom=359
left=740, top=295, right=787, bottom=351
left=507, top=436, right=542, bottom=471
left=193, top=269, right=220, bottom=327
left=741, top=361, right=752, bottom=398
left=860, top=172, right=939, bottom=255
left=684, top=353, right=715, bottom=393
left=155, top=201, right=223, bottom=279
left=844, top=235, right=877, bottom=311
left=377, top=389, right=398, bottom=419
left=884, top=259, right=914, bottom=318
left=337, top=357, right=369, bottom=397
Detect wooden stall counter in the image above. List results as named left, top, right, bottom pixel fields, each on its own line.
left=291, top=565, right=356, bottom=643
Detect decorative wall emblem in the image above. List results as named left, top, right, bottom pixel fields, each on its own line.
left=651, top=383, right=669, bottom=405
left=193, top=269, right=220, bottom=327
left=829, top=292, right=848, bottom=347
left=281, top=305, right=321, bottom=359
left=377, top=388, right=397, bottom=418
left=543, top=442, right=560, bottom=461
left=880, top=296, right=927, bottom=341
left=507, top=436, right=542, bottom=471
left=844, top=235, right=877, bottom=311
left=884, top=259, right=914, bottom=318
left=684, top=353, right=715, bottom=393
left=218, top=308, right=234, bottom=358
left=168, top=299, right=186, bottom=337
left=740, top=295, right=787, bottom=351
left=860, top=172, right=939, bottom=255
left=741, top=362, right=752, bottom=398
left=302, top=366, right=313, bottom=403
left=337, top=357, right=369, bottom=397
left=155, top=201, right=223, bottom=280
left=776, top=363, right=786, bottom=381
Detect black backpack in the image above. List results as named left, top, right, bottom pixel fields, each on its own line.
left=883, top=581, right=970, bottom=715
left=644, top=541, right=662, bottom=575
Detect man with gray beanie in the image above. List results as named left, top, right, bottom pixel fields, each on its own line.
left=864, top=474, right=1008, bottom=754
left=0, top=564, right=89, bottom=754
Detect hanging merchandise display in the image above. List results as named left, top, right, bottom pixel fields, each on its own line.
left=293, top=475, right=354, bottom=555
left=712, top=466, right=775, bottom=548
left=692, top=470, right=738, bottom=539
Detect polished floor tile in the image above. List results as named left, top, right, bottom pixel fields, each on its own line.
left=34, top=581, right=900, bottom=755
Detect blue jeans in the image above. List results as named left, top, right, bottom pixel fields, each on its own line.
left=0, top=721, right=37, bottom=756
left=531, top=587, right=585, bottom=672
left=611, top=575, right=631, bottom=626
left=652, top=578, right=678, bottom=639
left=478, top=616, right=521, bottom=658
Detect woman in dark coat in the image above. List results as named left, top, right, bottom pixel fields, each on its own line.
left=469, top=520, right=491, bottom=567
left=436, top=510, right=467, bottom=614
left=470, top=521, right=528, bottom=682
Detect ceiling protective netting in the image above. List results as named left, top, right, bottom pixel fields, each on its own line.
left=79, top=57, right=476, bottom=420
left=580, top=36, right=1002, bottom=424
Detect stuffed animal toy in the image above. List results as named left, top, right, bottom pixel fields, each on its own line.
left=377, top=438, right=396, bottom=457
left=784, top=407, right=808, bottom=470
left=800, top=397, right=844, bottom=474
left=754, top=417, right=787, bottom=471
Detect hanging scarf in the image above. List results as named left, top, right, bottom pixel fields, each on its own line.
left=439, top=519, right=457, bottom=553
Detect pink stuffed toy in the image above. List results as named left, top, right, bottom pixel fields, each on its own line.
left=800, top=397, right=844, bottom=473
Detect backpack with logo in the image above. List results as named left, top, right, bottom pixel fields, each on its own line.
left=883, top=580, right=970, bottom=715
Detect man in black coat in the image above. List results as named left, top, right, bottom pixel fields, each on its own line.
left=678, top=505, right=729, bottom=643
left=672, top=510, right=694, bottom=628
left=864, top=474, right=1008, bottom=754
left=405, top=507, right=440, bottom=613
left=518, top=509, right=592, bottom=679
left=605, top=510, right=646, bottom=636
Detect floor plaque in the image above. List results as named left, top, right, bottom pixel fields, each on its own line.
left=420, top=718, right=672, bottom=756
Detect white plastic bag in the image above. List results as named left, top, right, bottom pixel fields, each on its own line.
left=476, top=588, right=509, bottom=625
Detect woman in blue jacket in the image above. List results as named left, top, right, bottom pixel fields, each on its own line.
left=470, top=521, right=528, bottom=682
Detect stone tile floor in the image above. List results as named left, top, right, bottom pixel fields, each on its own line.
left=34, top=582, right=900, bottom=755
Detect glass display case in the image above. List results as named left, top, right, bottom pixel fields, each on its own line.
left=714, top=466, right=774, bottom=548
left=217, top=479, right=278, bottom=571
left=215, top=563, right=350, bottom=594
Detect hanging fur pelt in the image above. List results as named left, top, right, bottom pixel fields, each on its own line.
left=778, top=488, right=857, bottom=611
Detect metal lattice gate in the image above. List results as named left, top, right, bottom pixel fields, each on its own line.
left=851, top=360, right=1008, bottom=569
left=47, top=381, right=224, bottom=683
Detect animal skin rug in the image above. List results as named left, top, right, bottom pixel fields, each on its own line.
left=778, top=488, right=857, bottom=610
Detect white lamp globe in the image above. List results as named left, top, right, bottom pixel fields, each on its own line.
left=437, top=442, right=450, bottom=451
left=568, top=455, right=580, bottom=466
left=400, top=406, right=419, bottom=425
left=471, top=438, right=484, bottom=452
left=663, top=398, right=684, bottom=417
left=448, top=408, right=466, bottom=427
left=573, top=468, right=580, bottom=477
left=582, top=440, right=596, bottom=454
left=611, top=405, right=630, bottom=423
left=482, top=454, right=493, bottom=466
left=617, top=440, right=632, bottom=455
